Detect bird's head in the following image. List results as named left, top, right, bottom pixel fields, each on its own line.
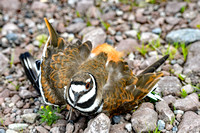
left=65, top=72, right=97, bottom=109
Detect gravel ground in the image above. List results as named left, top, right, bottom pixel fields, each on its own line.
left=0, top=0, right=200, bottom=133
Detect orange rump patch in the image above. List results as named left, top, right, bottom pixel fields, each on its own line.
left=92, top=43, right=123, bottom=62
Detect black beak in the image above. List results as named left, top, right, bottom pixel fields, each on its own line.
left=73, top=92, right=81, bottom=107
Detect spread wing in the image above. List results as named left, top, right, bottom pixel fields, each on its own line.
left=102, top=54, right=169, bottom=115
left=40, top=18, right=92, bottom=105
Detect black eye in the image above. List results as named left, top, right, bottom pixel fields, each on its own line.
left=85, top=82, right=90, bottom=89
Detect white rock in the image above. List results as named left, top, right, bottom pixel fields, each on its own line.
left=8, top=123, right=28, bottom=131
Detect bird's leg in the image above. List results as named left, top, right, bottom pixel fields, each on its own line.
left=66, top=107, right=73, bottom=123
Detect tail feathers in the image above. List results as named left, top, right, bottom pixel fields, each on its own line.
left=19, top=52, right=41, bottom=94
left=138, top=54, right=169, bottom=76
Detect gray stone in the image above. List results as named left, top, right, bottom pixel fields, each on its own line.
left=152, top=28, right=162, bottom=35
left=116, top=10, right=123, bottom=16
left=5, top=129, right=18, bottom=133
left=35, top=126, right=48, bottom=133
left=50, top=127, right=60, bottom=133
left=131, top=102, right=158, bottom=132
left=181, top=84, right=194, bottom=94
left=115, top=39, right=139, bottom=54
left=79, top=26, right=96, bottom=36
left=0, top=129, right=5, bottom=133
left=31, top=1, right=48, bottom=10
left=189, top=15, right=200, bottom=28
left=125, top=123, right=132, bottom=132
left=140, top=56, right=162, bottom=70
left=165, top=124, right=173, bottom=131
left=165, top=2, right=187, bottom=14
left=174, top=110, right=184, bottom=115
left=173, top=64, right=183, bottom=76
left=178, top=111, right=200, bottom=133
left=157, top=120, right=165, bottom=131
left=8, top=123, right=28, bottom=131
left=6, top=33, right=18, bottom=41
left=21, top=113, right=39, bottom=124
left=101, top=11, right=116, bottom=21
left=86, top=6, right=101, bottom=19
left=183, top=10, right=197, bottom=20
left=124, top=30, right=138, bottom=38
left=11, top=95, right=20, bottom=105
left=110, top=123, right=128, bottom=133
left=84, top=113, right=110, bottom=133
left=172, top=126, right=178, bottom=132
left=82, top=28, right=106, bottom=49
left=0, top=0, right=20, bottom=11
left=166, top=29, right=200, bottom=45
left=76, top=0, right=94, bottom=14
left=0, top=89, right=10, bottom=98
left=155, top=101, right=175, bottom=122
left=16, top=101, right=24, bottom=108
left=174, top=93, right=200, bottom=111
left=0, top=53, right=9, bottom=74
left=165, top=17, right=180, bottom=25
left=19, top=90, right=33, bottom=99
left=140, top=32, right=160, bottom=43
left=156, top=76, right=181, bottom=96
left=66, top=123, right=74, bottom=133
left=66, top=22, right=86, bottom=33
left=183, top=41, right=200, bottom=85
left=112, top=115, right=121, bottom=124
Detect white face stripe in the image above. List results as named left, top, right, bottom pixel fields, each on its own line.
left=67, top=95, right=101, bottom=112
left=86, top=78, right=91, bottom=83
left=71, top=85, right=86, bottom=93
left=78, top=82, right=95, bottom=103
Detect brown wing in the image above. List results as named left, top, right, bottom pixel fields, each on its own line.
left=102, top=60, right=138, bottom=115
left=102, top=55, right=168, bottom=115
left=40, top=18, right=92, bottom=105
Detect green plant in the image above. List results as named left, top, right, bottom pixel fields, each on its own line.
left=148, top=38, right=161, bottom=52
left=8, top=81, right=20, bottom=91
left=178, top=74, right=186, bottom=81
left=99, top=18, right=110, bottom=31
left=0, top=117, right=6, bottom=129
left=180, top=42, right=188, bottom=61
left=146, top=0, right=156, bottom=4
left=180, top=6, right=186, bottom=13
left=137, top=32, right=141, bottom=40
left=36, top=34, right=48, bottom=48
left=86, top=17, right=92, bottom=27
left=173, top=105, right=176, bottom=111
left=164, top=44, right=178, bottom=60
left=38, top=105, right=60, bottom=126
left=180, top=89, right=188, bottom=98
left=10, top=49, right=14, bottom=68
left=76, top=11, right=81, bottom=17
left=149, top=125, right=160, bottom=133
left=170, top=116, right=175, bottom=125
left=196, top=24, right=200, bottom=29
left=136, top=43, right=149, bottom=56
left=184, top=0, right=190, bottom=3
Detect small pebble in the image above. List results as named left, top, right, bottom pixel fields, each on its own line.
left=152, top=28, right=162, bottom=35
left=0, top=128, right=6, bottom=133
left=125, top=123, right=132, bottom=132
left=172, top=126, right=178, bottom=132
left=157, top=120, right=165, bottom=131
left=112, top=115, right=121, bottom=124
left=174, top=110, right=184, bottom=115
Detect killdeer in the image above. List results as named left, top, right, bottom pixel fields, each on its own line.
left=20, top=18, right=169, bottom=120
